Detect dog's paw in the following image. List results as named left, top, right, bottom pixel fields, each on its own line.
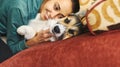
left=17, top=25, right=27, bottom=35
left=17, top=25, right=36, bottom=39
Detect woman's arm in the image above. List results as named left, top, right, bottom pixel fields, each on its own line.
left=7, top=7, right=52, bottom=54
left=7, top=7, right=28, bottom=54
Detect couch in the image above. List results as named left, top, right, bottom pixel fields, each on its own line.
left=0, top=30, right=120, bottom=67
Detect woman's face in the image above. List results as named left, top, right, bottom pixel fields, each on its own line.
left=40, top=0, right=72, bottom=20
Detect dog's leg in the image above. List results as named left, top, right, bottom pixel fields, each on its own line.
left=17, top=25, right=36, bottom=40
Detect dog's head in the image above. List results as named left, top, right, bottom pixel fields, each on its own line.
left=49, top=14, right=84, bottom=41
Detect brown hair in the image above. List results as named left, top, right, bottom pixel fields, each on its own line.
left=39, top=0, right=48, bottom=12
left=71, top=0, right=80, bottom=13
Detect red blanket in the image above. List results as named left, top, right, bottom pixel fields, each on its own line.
left=1, top=30, right=120, bottom=67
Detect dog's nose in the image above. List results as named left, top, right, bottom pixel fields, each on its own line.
left=53, top=26, right=60, bottom=33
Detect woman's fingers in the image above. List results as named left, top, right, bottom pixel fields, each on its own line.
left=43, top=33, right=52, bottom=38
left=40, top=29, right=53, bottom=38
left=26, top=29, right=53, bottom=47
left=37, top=29, right=53, bottom=41
left=43, top=29, right=50, bottom=34
left=44, top=38, right=51, bottom=41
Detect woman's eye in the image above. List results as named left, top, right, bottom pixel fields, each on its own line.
left=58, top=15, right=64, bottom=18
left=54, top=7, right=59, bottom=11
left=54, top=3, right=60, bottom=11
left=55, top=14, right=64, bottom=19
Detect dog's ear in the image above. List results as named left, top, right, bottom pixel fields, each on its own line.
left=68, top=13, right=82, bottom=21
left=71, top=12, right=89, bottom=34
left=75, top=11, right=87, bottom=20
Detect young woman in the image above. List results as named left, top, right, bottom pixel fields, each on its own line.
left=0, top=0, right=80, bottom=62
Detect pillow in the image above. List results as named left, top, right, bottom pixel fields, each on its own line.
left=79, top=0, right=120, bottom=32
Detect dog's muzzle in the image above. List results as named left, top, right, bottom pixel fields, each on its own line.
left=53, top=26, right=60, bottom=34
left=48, top=19, right=66, bottom=40
left=51, top=24, right=66, bottom=39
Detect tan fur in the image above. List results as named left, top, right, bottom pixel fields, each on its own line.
left=58, top=15, right=81, bottom=39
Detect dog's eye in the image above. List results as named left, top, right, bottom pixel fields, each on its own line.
left=68, top=29, right=75, bottom=35
left=64, top=18, right=71, bottom=24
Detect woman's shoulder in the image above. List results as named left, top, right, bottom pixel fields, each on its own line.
left=0, top=0, right=26, bottom=7
left=0, top=0, right=27, bottom=14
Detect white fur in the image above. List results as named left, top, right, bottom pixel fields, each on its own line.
left=17, top=13, right=65, bottom=41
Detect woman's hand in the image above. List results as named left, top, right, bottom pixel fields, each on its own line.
left=26, top=29, right=52, bottom=47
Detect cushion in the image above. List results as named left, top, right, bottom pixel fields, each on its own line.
left=79, top=0, right=120, bottom=31
left=1, top=30, right=120, bottom=67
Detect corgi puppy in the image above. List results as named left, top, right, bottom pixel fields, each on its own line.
left=17, top=13, right=84, bottom=41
